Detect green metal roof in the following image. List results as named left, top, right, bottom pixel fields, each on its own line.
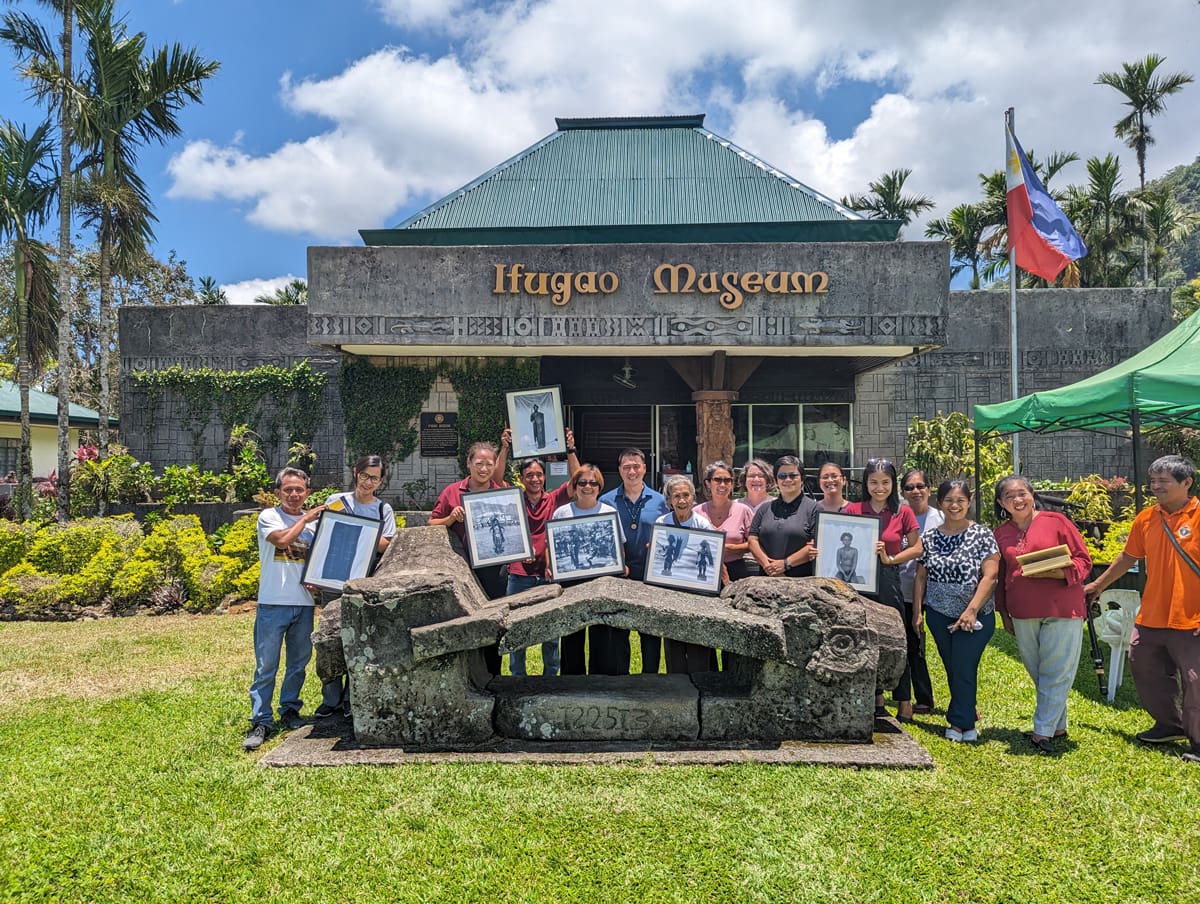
left=0, top=380, right=116, bottom=427
left=363, top=115, right=899, bottom=245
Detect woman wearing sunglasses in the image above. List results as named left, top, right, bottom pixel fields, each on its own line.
left=698, top=461, right=756, bottom=583
left=898, top=468, right=941, bottom=716
left=748, top=456, right=821, bottom=578
left=845, top=458, right=923, bottom=721
left=551, top=464, right=626, bottom=675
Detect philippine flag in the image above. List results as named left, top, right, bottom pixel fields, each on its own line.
left=1005, top=124, right=1087, bottom=281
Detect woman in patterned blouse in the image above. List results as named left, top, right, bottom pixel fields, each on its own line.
left=914, top=479, right=1000, bottom=743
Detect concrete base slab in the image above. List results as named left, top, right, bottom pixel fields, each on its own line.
left=259, top=714, right=934, bottom=769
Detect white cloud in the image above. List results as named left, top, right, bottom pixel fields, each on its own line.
left=221, top=275, right=303, bottom=306
left=168, top=0, right=1200, bottom=248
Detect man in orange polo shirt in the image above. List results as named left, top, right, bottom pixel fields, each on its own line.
left=1086, top=455, right=1200, bottom=765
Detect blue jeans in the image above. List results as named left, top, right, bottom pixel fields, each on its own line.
left=1012, top=616, right=1083, bottom=737
left=249, top=604, right=314, bottom=727
left=506, top=574, right=559, bottom=676
left=926, top=608, right=995, bottom=731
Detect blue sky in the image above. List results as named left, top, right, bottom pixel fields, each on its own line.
left=2, top=0, right=1197, bottom=302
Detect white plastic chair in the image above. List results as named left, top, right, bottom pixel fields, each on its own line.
left=1097, top=589, right=1141, bottom=702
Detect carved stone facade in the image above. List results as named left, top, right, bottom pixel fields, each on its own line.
left=852, top=287, right=1174, bottom=479
left=117, top=275, right=1173, bottom=493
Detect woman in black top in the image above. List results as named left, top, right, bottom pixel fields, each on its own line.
left=748, top=456, right=822, bottom=577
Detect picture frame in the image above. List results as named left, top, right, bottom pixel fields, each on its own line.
left=462, top=486, right=534, bottom=568
left=644, top=523, right=726, bottom=596
left=546, top=511, right=625, bottom=581
left=815, top=511, right=881, bottom=595
left=506, top=385, right=566, bottom=460
left=301, top=509, right=384, bottom=593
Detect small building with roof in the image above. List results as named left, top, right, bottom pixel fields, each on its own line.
left=0, top=380, right=114, bottom=477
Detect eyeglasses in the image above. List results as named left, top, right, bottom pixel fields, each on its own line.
left=575, top=479, right=600, bottom=488
left=902, top=483, right=927, bottom=491
left=357, top=474, right=383, bottom=484
left=776, top=472, right=801, bottom=480
left=708, top=476, right=734, bottom=484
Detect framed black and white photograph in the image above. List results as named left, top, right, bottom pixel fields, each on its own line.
left=546, top=512, right=625, bottom=581
left=815, top=511, right=881, bottom=595
left=506, top=385, right=566, bottom=460
left=301, top=510, right=384, bottom=593
left=462, top=486, right=534, bottom=568
left=644, top=524, right=725, bottom=596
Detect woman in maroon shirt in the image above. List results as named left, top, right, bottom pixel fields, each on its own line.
left=844, top=457, right=923, bottom=720
left=993, top=475, right=1093, bottom=753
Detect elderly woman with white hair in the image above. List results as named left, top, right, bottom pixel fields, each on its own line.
left=654, top=474, right=717, bottom=673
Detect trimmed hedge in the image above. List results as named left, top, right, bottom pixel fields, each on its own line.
left=0, top=514, right=263, bottom=617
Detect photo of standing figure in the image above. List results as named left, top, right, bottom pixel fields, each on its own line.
left=506, top=386, right=566, bottom=458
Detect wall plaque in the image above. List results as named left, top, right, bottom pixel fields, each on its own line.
left=420, top=412, right=459, bottom=458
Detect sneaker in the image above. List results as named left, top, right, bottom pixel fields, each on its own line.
left=961, top=729, right=979, bottom=742
left=1136, top=724, right=1188, bottom=745
left=243, top=724, right=270, bottom=751
left=945, top=727, right=964, bottom=742
left=280, top=710, right=304, bottom=731
left=1182, top=750, right=1200, bottom=765
left=313, top=703, right=339, bottom=719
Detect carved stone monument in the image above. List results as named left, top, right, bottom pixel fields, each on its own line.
left=314, top=526, right=905, bottom=749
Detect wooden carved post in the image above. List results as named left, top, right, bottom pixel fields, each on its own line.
left=693, top=390, right=737, bottom=481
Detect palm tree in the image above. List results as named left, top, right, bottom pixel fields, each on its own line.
left=1142, top=186, right=1199, bottom=287
left=72, top=0, right=218, bottom=455
left=1063, top=154, right=1144, bottom=288
left=254, top=279, right=308, bottom=305
left=924, top=203, right=989, bottom=288
left=840, top=168, right=935, bottom=235
left=1096, top=54, right=1194, bottom=282
left=197, top=275, right=227, bottom=305
left=1, top=0, right=77, bottom=519
left=0, top=120, right=59, bottom=517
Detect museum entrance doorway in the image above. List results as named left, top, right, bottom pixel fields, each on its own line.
left=572, top=406, right=652, bottom=482
left=570, top=405, right=698, bottom=492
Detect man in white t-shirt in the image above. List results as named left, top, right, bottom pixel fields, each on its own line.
left=243, top=468, right=325, bottom=751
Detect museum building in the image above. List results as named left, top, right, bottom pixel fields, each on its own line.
left=119, top=115, right=1172, bottom=495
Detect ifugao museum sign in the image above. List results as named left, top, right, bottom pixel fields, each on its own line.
left=306, top=241, right=949, bottom=351
left=492, top=262, right=829, bottom=309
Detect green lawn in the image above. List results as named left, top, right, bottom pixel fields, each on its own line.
left=0, top=613, right=1196, bottom=903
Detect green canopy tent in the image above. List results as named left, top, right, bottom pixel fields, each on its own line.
left=973, top=308, right=1200, bottom=510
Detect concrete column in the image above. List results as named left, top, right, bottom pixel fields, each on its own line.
left=693, top=390, right=737, bottom=479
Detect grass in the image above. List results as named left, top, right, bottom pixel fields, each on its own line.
left=1, top=613, right=1197, bottom=903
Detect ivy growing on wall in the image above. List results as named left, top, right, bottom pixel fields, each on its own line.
left=133, top=362, right=328, bottom=455
left=339, top=359, right=437, bottom=464
left=444, top=358, right=541, bottom=474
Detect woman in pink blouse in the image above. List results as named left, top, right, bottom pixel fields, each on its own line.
left=844, top=457, right=923, bottom=721
left=993, top=475, right=1093, bottom=754
left=698, top=461, right=756, bottom=584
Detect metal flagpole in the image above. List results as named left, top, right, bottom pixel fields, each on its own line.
left=1006, top=106, right=1020, bottom=473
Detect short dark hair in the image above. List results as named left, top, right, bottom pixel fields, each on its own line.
left=774, top=455, right=804, bottom=478
left=517, top=458, right=546, bottom=476
left=1148, top=454, right=1197, bottom=486
left=618, top=448, right=647, bottom=466
left=274, top=466, right=310, bottom=489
